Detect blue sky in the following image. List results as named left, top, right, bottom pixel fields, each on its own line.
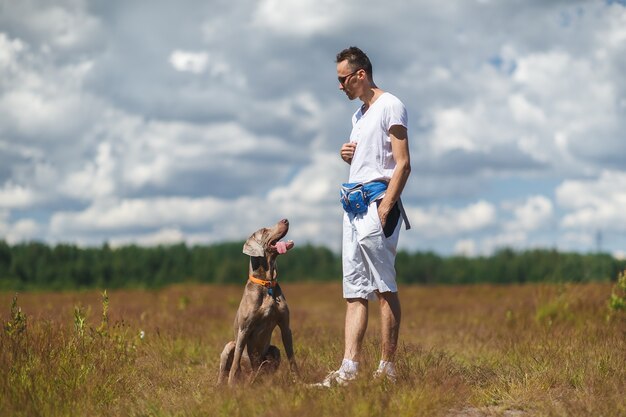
left=1, top=0, right=626, bottom=257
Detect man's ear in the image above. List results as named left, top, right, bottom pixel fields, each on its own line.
left=243, top=230, right=265, bottom=257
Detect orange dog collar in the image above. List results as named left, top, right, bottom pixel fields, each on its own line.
left=248, top=275, right=277, bottom=288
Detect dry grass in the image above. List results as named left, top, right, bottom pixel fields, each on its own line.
left=1, top=282, right=625, bottom=417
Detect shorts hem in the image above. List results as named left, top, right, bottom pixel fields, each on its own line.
left=342, top=288, right=398, bottom=300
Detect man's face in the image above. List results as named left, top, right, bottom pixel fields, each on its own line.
left=336, top=60, right=361, bottom=100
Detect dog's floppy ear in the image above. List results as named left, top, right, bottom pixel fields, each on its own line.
left=243, top=230, right=265, bottom=257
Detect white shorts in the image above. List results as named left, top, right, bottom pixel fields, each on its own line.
left=342, top=199, right=403, bottom=300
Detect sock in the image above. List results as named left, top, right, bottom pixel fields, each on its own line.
left=378, top=360, right=396, bottom=375
left=340, top=358, right=359, bottom=376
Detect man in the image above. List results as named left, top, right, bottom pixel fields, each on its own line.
left=317, top=46, right=411, bottom=386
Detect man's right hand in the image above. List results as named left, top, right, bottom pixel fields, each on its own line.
left=340, top=142, right=357, bottom=164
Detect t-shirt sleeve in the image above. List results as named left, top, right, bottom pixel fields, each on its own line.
left=384, top=97, right=408, bottom=132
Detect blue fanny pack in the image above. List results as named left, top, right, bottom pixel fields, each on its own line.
left=340, top=181, right=388, bottom=214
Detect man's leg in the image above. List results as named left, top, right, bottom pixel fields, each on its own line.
left=374, top=291, right=401, bottom=381
left=344, top=298, right=368, bottom=361
left=312, top=298, right=367, bottom=387
left=378, top=291, right=401, bottom=361
left=312, top=213, right=366, bottom=386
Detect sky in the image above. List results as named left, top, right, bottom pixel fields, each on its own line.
left=1, top=0, right=626, bottom=257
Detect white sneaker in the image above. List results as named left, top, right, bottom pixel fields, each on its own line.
left=373, top=368, right=397, bottom=383
left=310, top=370, right=356, bottom=387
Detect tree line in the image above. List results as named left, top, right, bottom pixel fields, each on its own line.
left=0, top=240, right=623, bottom=291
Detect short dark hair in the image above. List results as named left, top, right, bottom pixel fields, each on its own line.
left=336, top=46, right=373, bottom=78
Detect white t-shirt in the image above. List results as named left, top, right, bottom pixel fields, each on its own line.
left=348, top=92, right=408, bottom=184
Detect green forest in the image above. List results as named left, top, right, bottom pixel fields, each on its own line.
left=0, top=240, right=624, bottom=291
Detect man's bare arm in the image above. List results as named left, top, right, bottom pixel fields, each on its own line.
left=377, top=125, right=410, bottom=227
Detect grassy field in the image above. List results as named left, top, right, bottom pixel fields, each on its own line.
left=1, top=281, right=625, bottom=417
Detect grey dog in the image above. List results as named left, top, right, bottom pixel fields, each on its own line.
left=218, top=219, right=298, bottom=386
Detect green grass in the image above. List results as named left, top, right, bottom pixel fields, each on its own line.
left=1, top=282, right=625, bottom=416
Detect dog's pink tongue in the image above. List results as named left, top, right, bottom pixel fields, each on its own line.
left=276, top=241, right=288, bottom=254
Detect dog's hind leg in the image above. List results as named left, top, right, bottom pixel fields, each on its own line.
left=251, top=345, right=281, bottom=384
left=263, top=345, right=281, bottom=373
left=218, top=341, right=235, bottom=385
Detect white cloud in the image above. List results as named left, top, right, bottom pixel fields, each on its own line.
left=508, top=94, right=546, bottom=127
left=429, top=107, right=479, bottom=155
left=0, top=31, right=100, bottom=150
left=415, top=15, right=623, bottom=178
left=511, top=48, right=619, bottom=169
left=0, top=33, right=25, bottom=70
left=253, top=0, right=346, bottom=36
left=110, top=227, right=186, bottom=247
left=50, top=196, right=227, bottom=234
left=613, top=250, right=626, bottom=261
left=0, top=211, right=40, bottom=244
left=480, top=231, right=528, bottom=255
left=266, top=152, right=346, bottom=248
left=504, top=195, right=553, bottom=232
left=268, top=152, right=344, bottom=205
left=454, top=239, right=477, bottom=257
left=557, top=170, right=626, bottom=231
left=11, top=219, right=39, bottom=240
left=49, top=150, right=346, bottom=248
left=0, top=90, right=81, bottom=137
left=406, top=200, right=497, bottom=238
left=598, top=3, right=626, bottom=50
left=18, top=3, right=102, bottom=51
left=169, top=50, right=210, bottom=74
left=61, top=142, right=116, bottom=200
left=558, top=231, right=594, bottom=251
left=0, top=183, right=39, bottom=209
left=111, top=118, right=302, bottom=192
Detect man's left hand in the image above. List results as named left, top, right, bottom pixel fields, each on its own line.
left=377, top=203, right=390, bottom=229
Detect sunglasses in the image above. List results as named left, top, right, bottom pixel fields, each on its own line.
left=338, top=69, right=362, bottom=85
